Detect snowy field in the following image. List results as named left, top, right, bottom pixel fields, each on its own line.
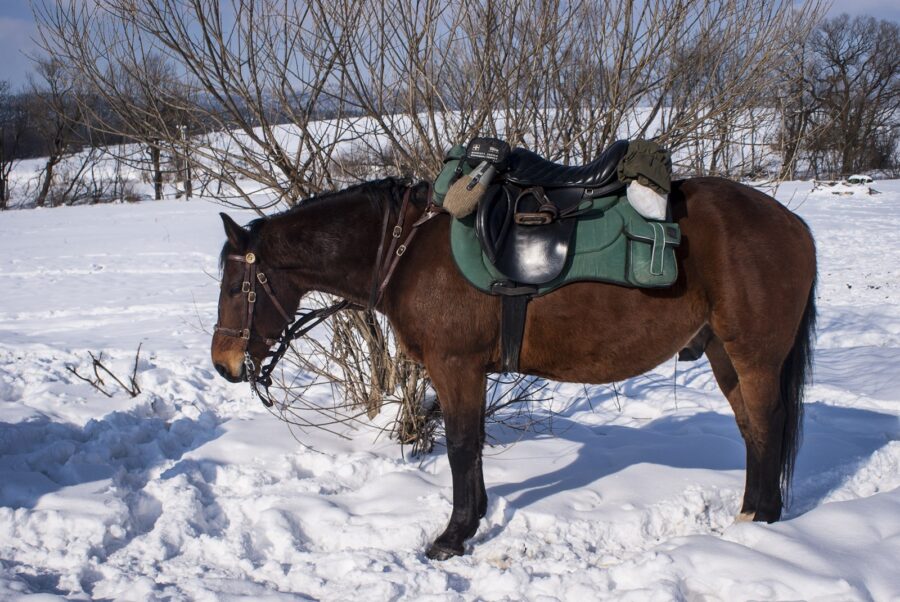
left=0, top=180, right=898, bottom=600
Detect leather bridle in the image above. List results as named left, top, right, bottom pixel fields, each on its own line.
left=214, top=182, right=442, bottom=407
left=215, top=251, right=350, bottom=406
left=215, top=251, right=293, bottom=350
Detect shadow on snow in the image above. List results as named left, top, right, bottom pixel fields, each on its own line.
left=488, top=402, right=897, bottom=518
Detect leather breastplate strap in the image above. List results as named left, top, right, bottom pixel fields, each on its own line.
left=369, top=184, right=443, bottom=310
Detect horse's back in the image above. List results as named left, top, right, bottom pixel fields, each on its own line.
left=392, top=176, right=815, bottom=383
left=673, top=177, right=814, bottom=266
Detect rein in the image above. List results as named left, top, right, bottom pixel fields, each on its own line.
left=250, top=300, right=350, bottom=406
left=216, top=182, right=443, bottom=407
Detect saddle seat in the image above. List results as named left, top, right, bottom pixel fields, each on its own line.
left=505, top=140, right=629, bottom=190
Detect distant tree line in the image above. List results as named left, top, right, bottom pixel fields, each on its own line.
left=777, top=14, right=900, bottom=179
left=1, top=4, right=897, bottom=211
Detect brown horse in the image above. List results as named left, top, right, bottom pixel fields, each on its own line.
left=211, top=177, right=816, bottom=560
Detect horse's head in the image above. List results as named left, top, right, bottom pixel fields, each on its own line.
left=211, top=213, right=303, bottom=382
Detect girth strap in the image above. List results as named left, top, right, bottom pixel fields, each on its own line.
left=491, top=282, right=537, bottom=372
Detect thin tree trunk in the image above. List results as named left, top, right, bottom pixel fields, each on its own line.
left=0, top=134, right=8, bottom=208
left=0, top=139, right=5, bottom=207
left=35, top=154, right=61, bottom=207
left=150, top=141, right=162, bottom=200
left=184, top=161, right=192, bottom=199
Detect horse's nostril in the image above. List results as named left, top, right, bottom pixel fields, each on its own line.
left=214, top=363, right=227, bottom=378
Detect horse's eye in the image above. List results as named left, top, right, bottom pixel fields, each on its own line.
left=228, top=284, right=242, bottom=296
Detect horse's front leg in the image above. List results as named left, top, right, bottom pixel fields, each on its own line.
left=425, top=356, right=487, bottom=560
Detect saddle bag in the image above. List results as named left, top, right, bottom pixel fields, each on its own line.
left=441, top=137, right=514, bottom=219
left=433, top=138, right=513, bottom=209
left=624, top=217, right=681, bottom=287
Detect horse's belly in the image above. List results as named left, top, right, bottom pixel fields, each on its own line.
left=517, top=282, right=706, bottom=384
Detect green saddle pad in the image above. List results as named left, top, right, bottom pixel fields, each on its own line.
left=450, top=193, right=681, bottom=295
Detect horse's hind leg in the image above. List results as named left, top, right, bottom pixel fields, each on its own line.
left=706, top=337, right=760, bottom=520
left=424, top=355, right=488, bottom=560
left=708, top=337, right=787, bottom=522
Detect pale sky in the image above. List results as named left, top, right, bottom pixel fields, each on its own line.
left=1, top=0, right=899, bottom=90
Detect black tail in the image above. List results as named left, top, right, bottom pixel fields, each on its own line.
left=779, top=273, right=817, bottom=504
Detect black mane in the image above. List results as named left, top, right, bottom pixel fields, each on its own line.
left=218, top=177, right=426, bottom=270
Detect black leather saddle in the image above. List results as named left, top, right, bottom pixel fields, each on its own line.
left=475, top=141, right=628, bottom=286
left=504, top=140, right=629, bottom=191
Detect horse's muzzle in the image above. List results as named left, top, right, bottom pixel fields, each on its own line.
left=214, top=361, right=246, bottom=383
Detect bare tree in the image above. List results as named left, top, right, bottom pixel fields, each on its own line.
left=0, top=81, right=28, bottom=208
left=29, top=59, right=84, bottom=207
left=773, top=33, right=818, bottom=180
left=805, top=15, right=900, bottom=177
left=114, top=56, right=190, bottom=201
left=35, top=0, right=355, bottom=210
left=36, top=0, right=826, bottom=194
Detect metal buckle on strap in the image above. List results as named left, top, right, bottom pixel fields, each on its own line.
left=241, top=328, right=251, bottom=340
left=257, top=272, right=268, bottom=284
left=514, top=212, right=554, bottom=225
left=392, top=225, right=402, bottom=238
left=242, top=281, right=251, bottom=293
left=247, top=291, right=257, bottom=303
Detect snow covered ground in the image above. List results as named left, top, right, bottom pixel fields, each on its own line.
left=0, top=180, right=898, bottom=600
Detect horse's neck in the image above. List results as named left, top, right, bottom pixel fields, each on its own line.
left=265, top=197, right=382, bottom=305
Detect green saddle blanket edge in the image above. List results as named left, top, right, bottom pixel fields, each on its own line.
left=449, top=193, right=681, bottom=295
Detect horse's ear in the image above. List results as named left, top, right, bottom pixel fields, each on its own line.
left=220, top=213, right=248, bottom=248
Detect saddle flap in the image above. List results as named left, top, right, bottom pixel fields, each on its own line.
left=474, top=186, right=510, bottom=265
left=475, top=185, right=582, bottom=285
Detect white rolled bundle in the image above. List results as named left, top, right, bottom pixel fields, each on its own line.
left=627, top=180, right=668, bottom=220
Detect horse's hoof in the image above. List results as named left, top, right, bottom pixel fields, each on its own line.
left=735, top=511, right=755, bottom=523
left=425, top=542, right=463, bottom=561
